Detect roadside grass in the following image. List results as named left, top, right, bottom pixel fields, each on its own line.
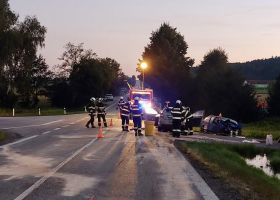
left=0, top=96, right=87, bottom=117
left=242, top=117, right=280, bottom=140
left=176, top=141, right=280, bottom=200
left=0, top=131, right=6, bottom=141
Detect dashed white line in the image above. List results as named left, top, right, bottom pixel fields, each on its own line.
left=0, top=135, right=39, bottom=148
left=42, top=131, right=51, bottom=135
left=2, top=120, right=64, bottom=130
left=62, top=125, right=69, bottom=128
left=53, top=128, right=61, bottom=131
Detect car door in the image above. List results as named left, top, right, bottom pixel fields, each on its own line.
left=208, top=117, right=220, bottom=133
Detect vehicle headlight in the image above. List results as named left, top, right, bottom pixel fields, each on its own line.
left=145, top=107, right=158, bottom=115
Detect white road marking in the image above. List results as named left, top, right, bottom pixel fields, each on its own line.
left=0, top=135, right=39, bottom=149
left=2, top=120, right=64, bottom=130
left=105, top=100, right=119, bottom=110
left=42, top=131, right=51, bottom=135
left=53, top=128, right=61, bottom=131
left=14, top=137, right=99, bottom=200
left=70, top=123, right=74, bottom=125
left=62, top=125, right=69, bottom=128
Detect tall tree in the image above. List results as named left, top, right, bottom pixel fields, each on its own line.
left=196, top=47, right=260, bottom=122
left=137, top=23, right=194, bottom=104
left=267, top=74, right=280, bottom=116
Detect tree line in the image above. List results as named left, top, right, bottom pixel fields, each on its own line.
left=0, top=0, right=129, bottom=109
left=137, top=23, right=280, bottom=122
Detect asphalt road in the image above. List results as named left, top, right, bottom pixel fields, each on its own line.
left=0, top=95, right=218, bottom=200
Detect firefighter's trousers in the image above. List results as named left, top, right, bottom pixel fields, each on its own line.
left=97, top=114, right=107, bottom=127
left=86, top=114, right=95, bottom=127
left=121, top=115, right=129, bottom=131
left=133, top=116, right=142, bottom=135
left=185, top=119, right=193, bottom=135
left=172, top=119, right=181, bottom=137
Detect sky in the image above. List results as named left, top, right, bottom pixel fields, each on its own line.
left=9, top=0, right=280, bottom=77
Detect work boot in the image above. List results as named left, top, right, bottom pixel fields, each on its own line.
left=138, top=132, right=144, bottom=136
left=91, top=126, right=96, bottom=128
left=135, top=132, right=137, bottom=136
left=104, top=123, right=107, bottom=127
left=188, top=132, right=193, bottom=135
left=85, top=124, right=89, bottom=128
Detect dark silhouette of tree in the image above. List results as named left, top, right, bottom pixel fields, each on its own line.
left=267, top=74, right=280, bottom=116
left=196, top=47, right=260, bottom=122
left=137, top=23, right=194, bottom=104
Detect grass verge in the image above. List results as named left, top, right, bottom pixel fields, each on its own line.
left=176, top=141, right=280, bottom=200
left=242, top=117, right=280, bottom=140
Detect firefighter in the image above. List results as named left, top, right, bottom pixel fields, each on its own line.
left=171, top=100, right=184, bottom=138
left=96, top=98, right=107, bottom=127
left=120, top=99, right=131, bottom=131
left=116, top=96, right=125, bottom=112
left=184, top=107, right=193, bottom=135
left=85, top=97, right=96, bottom=128
left=131, top=96, right=143, bottom=136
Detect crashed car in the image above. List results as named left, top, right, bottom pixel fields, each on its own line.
left=155, top=107, right=204, bottom=132
left=202, top=115, right=242, bottom=135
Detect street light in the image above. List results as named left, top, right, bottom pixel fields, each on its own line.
left=141, top=62, right=147, bottom=90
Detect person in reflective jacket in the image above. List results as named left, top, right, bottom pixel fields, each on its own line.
left=184, top=107, right=193, bottom=135
left=171, top=100, right=184, bottom=138
left=96, top=98, right=107, bottom=127
left=120, top=100, right=131, bottom=131
left=131, top=96, right=143, bottom=136
left=116, top=96, right=125, bottom=114
left=86, top=97, right=96, bottom=128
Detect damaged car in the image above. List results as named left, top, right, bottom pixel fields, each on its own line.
left=202, top=115, right=242, bottom=136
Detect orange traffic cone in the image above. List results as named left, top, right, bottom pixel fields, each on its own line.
left=110, top=119, right=113, bottom=126
left=219, top=113, right=222, bottom=119
left=118, top=112, right=120, bottom=119
left=97, top=126, right=104, bottom=138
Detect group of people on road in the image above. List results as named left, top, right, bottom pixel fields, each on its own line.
left=171, top=100, right=193, bottom=138
left=86, top=96, right=144, bottom=137
left=85, top=97, right=107, bottom=128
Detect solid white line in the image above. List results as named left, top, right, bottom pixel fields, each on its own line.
left=106, top=100, right=120, bottom=110
left=14, top=137, right=98, bottom=200
left=42, top=131, right=51, bottom=135
left=53, top=128, right=60, bottom=131
left=0, top=135, right=39, bottom=149
left=2, top=120, right=64, bottom=130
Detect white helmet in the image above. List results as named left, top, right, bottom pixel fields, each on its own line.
left=120, top=96, right=123, bottom=100
left=99, top=98, right=102, bottom=101
left=90, top=97, right=95, bottom=102
left=134, top=96, right=139, bottom=101
left=176, top=100, right=181, bottom=104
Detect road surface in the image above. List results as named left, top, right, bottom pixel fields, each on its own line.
left=0, top=95, right=218, bottom=200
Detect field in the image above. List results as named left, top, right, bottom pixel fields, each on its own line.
left=242, top=117, right=280, bottom=141
left=176, top=141, right=280, bottom=200
left=0, top=96, right=86, bottom=117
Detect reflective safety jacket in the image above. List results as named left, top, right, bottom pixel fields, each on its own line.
left=121, top=102, right=131, bottom=116
left=88, top=102, right=96, bottom=115
left=171, top=104, right=184, bottom=120
left=96, top=102, right=106, bottom=115
left=131, top=102, right=143, bottom=117
left=184, top=110, right=193, bottom=122
left=118, top=99, right=126, bottom=109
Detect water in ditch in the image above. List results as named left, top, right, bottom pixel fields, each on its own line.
left=245, top=154, right=280, bottom=179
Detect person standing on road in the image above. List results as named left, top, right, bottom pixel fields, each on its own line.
left=86, top=97, right=97, bottom=128
left=131, top=96, right=143, bottom=136
left=96, top=98, right=107, bottom=127
left=120, top=100, right=131, bottom=131
left=116, top=96, right=125, bottom=114
left=184, top=107, right=193, bottom=135
left=171, top=100, right=184, bottom=138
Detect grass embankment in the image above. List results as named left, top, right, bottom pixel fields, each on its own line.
left=0, top=96, right=86, bottom=117
left=0, top=130, right=6, bottom=141
left=242, top=117, right=280, bottom=140
left=176, top=141, right=280, bottom=200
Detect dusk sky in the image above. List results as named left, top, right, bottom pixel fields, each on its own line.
left=9, top=0, right=280, bottom=77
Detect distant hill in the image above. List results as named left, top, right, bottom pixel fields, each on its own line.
left=229, top=57, right=280, bottom=80
left=190, top=57, right=280, bottom=80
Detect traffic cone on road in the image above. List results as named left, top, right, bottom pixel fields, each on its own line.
left=118, top=112, right=120, bottom=119
left=97, top=126, right=104, bottom=138
left=219, top=113, right=222, bottom=119
left=110, top=119, right=113, bottom=126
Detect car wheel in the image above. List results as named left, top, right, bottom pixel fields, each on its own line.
left=158, top=125, right=162, bottom=132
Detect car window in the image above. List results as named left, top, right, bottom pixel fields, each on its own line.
left=209, top=117, right=216, bottom=123
left=204, top=116, right=210, bottom=122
